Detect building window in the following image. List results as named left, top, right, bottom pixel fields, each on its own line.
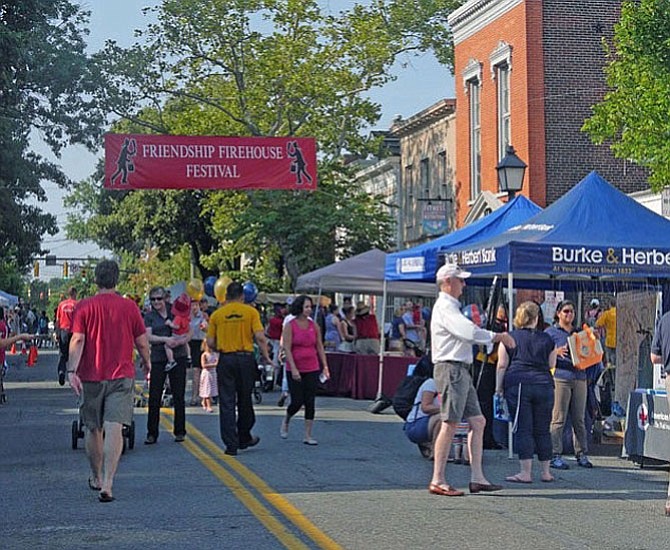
left=490, top=42, right=513, bottom=162
left=404, top=164, right=414, bottom=227
left=468, top=79, right=481, bottom=198
left=420, top=158, right=430, bottom=198
left=497, top=64, right=511, bottom=161
left=438, top=151, right=446, bottom=182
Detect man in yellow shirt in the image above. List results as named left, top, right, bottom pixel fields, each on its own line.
left=207, top=281, right=272, bottom=456
left=596, top=298, right=617, bottom=367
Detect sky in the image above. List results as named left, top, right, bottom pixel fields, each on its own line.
left=36, top=0, right=455, bottom=272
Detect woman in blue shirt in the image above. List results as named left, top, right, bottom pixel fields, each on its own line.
left=544, top=300, right=593, bottom=469
left=496, top=301, right=557, bottom=483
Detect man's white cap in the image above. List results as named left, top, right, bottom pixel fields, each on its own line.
left=436, top=262, right=471, bottom=282
left=590, top=298, right=600, bottom=306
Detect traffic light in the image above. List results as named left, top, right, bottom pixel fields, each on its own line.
left=81, top=268, right=87, bottom=281
left=33, top=261, right=39, bottom=277
left=63, top=261, right=69, bottom=278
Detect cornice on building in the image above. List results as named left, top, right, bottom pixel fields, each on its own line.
left=353, top=156, right=400, bottom=180
left=448, top=0, right=523, bottom=44
left=389, top=98, right=456, bottom=137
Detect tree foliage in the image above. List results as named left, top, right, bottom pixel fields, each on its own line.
left=68, top=0, right=461, bottom=287
left=0, top=0, right=103, bottom=292
left=583, top=0, right=670, bottom=190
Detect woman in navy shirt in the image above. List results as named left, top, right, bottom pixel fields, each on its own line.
left=496, top=301, right=557, bottom=483
left=544, top=300, right=593, bottom=469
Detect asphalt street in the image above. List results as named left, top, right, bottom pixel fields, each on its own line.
left=1, top=349, right=669, bottom=549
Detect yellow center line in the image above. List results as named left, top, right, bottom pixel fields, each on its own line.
left=159, top=415, right=308, bottom=549
left=160, top=411, right=342, bottom=550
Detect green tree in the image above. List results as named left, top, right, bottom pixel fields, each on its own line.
left=68, top=0, right=460, bottom=287
left=0, top=0, right=104, bottom=292
left=583, top=0, right=670, bottom=189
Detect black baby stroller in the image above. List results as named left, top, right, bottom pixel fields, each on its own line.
left=71, top=395, right=135, bottom=453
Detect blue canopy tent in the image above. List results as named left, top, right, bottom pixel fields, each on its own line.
left=370, top=195, right=541, bottom=407
left=385, top=194, right=542, bottom=282
left=448, top=171, right=670, bottom=283
left=447, top=171, right=670, bottom=315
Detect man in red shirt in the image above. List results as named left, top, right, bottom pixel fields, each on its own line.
left=67, top=260, right=151, bottom=502
left=353, top=303, right=381, bottom=355
left=55, top=287, right=78, bottom=386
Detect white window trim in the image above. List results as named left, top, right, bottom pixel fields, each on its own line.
left=489, top=41, right=513, bottom=79
left=462, top=58, right=482, bottom=93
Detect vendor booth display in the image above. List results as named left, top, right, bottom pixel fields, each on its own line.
left=447, top=171, right=670, bottom=462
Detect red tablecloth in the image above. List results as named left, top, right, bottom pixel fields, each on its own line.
left=320, top=352, right=415, bottom=400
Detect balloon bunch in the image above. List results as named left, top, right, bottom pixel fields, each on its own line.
left=186, top=276, right=257, bottom=304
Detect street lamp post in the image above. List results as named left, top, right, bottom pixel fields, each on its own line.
left=496, top=145, right=527, bottom=199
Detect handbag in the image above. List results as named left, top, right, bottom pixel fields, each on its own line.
left=493, top=393, right=510, bottom=422
left=568, top=324, right=604, bottom=370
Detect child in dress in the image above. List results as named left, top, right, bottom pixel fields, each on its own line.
left=200, top=340, right=219, bottom=412
left=164, top=293, right=191, bottom=372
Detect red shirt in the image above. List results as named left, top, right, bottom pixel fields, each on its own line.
left=267, top=315, right=284, bottom=340
left=56, top=298, right=78, bottom=331
left=71, top=293, right=146, bottom=382
left=0, top=320, right=8, bottom=364
left=354, top=314, right=380, bottom=339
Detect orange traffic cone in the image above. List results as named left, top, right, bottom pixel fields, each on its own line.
left=10, top=343, right=16, bottom=355
left=27, top=344, right=38, bottom=367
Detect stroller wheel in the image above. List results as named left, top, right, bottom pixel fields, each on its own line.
left=71, top=420, right=79, bottom=450
left=253, top=389, right=262, bottom=404
left=127, top=421, right=135, bottom=450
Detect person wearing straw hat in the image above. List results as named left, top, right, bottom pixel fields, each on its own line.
left=428, top=262, right=515, bottom=497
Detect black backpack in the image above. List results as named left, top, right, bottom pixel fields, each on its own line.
left=392, top=375, right=428, bottom=420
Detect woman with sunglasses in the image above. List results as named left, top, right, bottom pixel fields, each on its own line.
left=143, top=286, right=192, bottom=444
left=545, top=300, right=593, bottom=469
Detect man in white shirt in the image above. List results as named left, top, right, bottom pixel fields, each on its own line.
left=428, top=263, right=515, bottom=497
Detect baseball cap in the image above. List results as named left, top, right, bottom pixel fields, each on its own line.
left=436, top=262, right=471, bottom=282
left=590, top=298, right=600, bottom=307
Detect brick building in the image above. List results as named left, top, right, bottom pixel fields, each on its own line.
left=448, top=0, right=648, bottom=227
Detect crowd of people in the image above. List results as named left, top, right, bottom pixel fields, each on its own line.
left=8, top=257, right=663, bottom=515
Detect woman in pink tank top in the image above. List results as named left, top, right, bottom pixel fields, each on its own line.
left=281, top=295, right=330, bottom=445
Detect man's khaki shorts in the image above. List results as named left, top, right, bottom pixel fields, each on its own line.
left=81, top=377, right=134, bottom=430
left=434, top=361, right=482, bottom=422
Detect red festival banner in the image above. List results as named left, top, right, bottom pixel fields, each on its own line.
left=104, top=134, right=317, bottom=191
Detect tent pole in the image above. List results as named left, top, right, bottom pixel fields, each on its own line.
left=377, top=279, right=388, bottom=399
left=369, top=280, right=391, bottom=414
left=507, top=271, right=514, bottom=460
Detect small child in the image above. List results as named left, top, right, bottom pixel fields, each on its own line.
left=164, top=293, right=191, bottom=372
left=200, top=340, right=219, bottom=412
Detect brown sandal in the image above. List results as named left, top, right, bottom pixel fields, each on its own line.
left=428, top=483, right=465, bottom=497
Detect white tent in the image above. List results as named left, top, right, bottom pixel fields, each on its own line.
left=296, top=248, right=437, bottom=406
left=0, top=290, right=19, bottom=308
left=295, top=248, right=434, bottom=296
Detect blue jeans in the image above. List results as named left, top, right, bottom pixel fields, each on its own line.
left=505, top=383, right=554, bottom=461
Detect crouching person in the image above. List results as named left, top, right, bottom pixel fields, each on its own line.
left=404, top=362, right=441, bottom=459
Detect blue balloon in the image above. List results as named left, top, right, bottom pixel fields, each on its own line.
left=204, top=276, right=217, bottom=297
left=462, top=303, right=487, bottom=328
left=243, top=281, right=258, bottom=304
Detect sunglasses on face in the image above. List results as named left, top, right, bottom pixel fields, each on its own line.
left=561, top=309, right=574, bottom=314
left=150, top=297, right=164, bottom=302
